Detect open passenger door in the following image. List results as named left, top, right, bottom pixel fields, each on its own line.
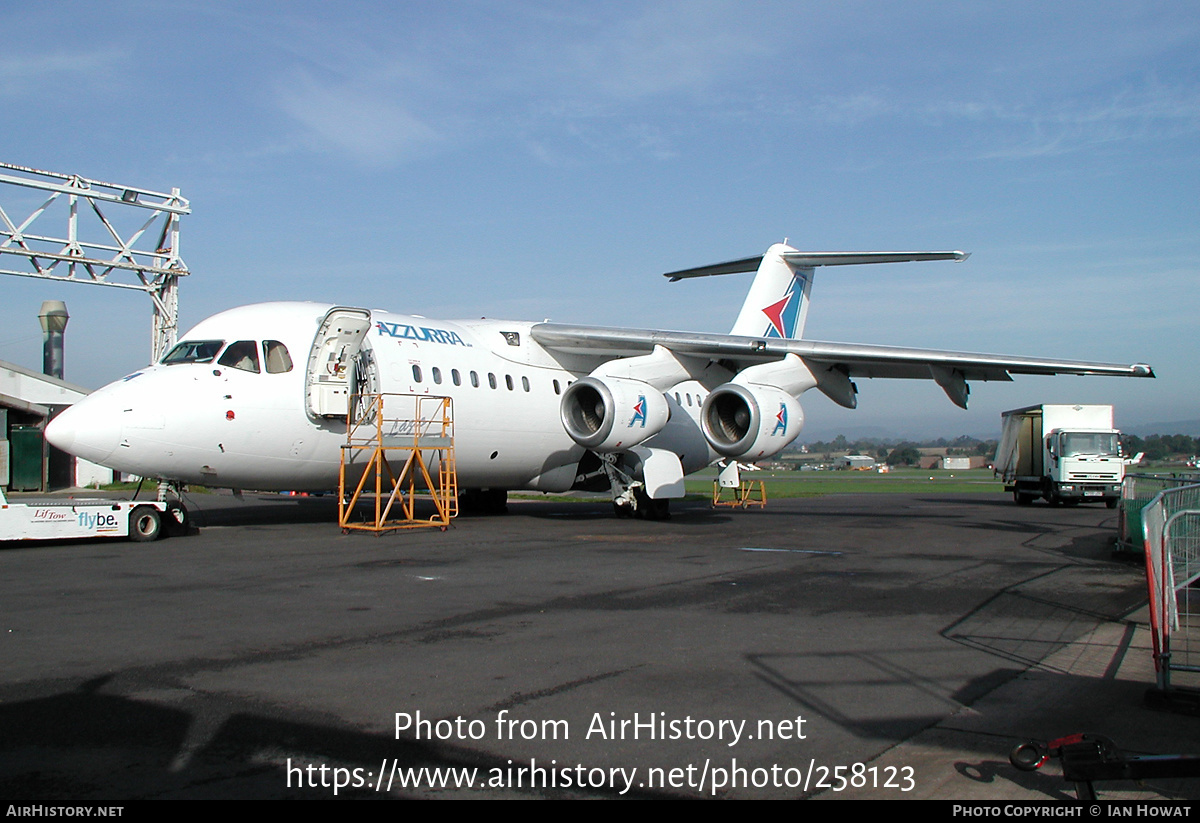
left=306, top=307, right=373, bottom=419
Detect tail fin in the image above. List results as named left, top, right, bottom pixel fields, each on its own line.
left=664, top=245, right=970, bottom=340
left=731, top=243, right=811, bottom=338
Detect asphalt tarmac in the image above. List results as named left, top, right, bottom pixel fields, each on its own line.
left=1, top=490, right=1196, bottom=800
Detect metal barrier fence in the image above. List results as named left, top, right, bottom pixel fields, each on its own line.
left=1119, top=473, right=1200, bottom=553
left=1141, top=482, right=1200, bottom=698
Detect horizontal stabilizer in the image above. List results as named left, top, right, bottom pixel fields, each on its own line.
left=664, top=255, right=763, bottom=282
left=664, top=250, right=968, bottom=281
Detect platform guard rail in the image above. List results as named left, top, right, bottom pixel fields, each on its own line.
left=1141, top=481, right=1200, bottom=711
left=712, top=479, right=767, bottom=509
left=339, top=393, right=457, bottom=534
left=1118, top=473, right=1200, bottom=553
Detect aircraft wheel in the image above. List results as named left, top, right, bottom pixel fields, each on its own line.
left=164, top=501, right=188, bottom=536
left=488, top=489, right=508, bottom=514
left=634, top=489, right=670, bottom=521
left=129, top=506, right=163, bottom=542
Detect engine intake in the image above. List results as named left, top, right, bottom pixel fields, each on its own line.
left=701, top=383, right=803, bottom=459
left=560, top=376, right=669, bottom=452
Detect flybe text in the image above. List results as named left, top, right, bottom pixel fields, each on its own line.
left=376, top=322, right=468, bottom=346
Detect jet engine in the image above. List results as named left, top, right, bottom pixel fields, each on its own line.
left=560, top=376, right=670, bottom=452
left=700, top=383, right=804, bottom=459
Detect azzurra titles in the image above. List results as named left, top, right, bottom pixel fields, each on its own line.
left=376, top=321, right=469, bottom=346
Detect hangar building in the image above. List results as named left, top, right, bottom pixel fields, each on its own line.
left=1, top=359, right=112, bottom=491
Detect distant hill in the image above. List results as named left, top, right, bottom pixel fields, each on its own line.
left=795, top=417, right=1200, bottom=446
left=1127, top=419, right=1200, bottom=437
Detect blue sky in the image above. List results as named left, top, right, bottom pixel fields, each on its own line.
left=0, top=1, right=1196, bottom=439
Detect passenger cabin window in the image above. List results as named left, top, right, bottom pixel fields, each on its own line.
left=522, top=376, right=530, bottom=392
left=432, top=367, right=442, bottom=385
left=553, top=379, right=561, bottom=395
left=488, top=373, right=497, bottom=389
left=218, top=340, right=260, bottom=373
left=263, top=341, right=293, bottom=374
left=470, top=371, right=479, bottom=388
left=412, top=365, right=422, bottom=382
left=452, top=369, right=461, bottom=386
left=163, top=340, right=223, bottom=365
left=505, top=374, right=514, bottom=391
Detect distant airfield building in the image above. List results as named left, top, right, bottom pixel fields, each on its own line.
left=918, top=455, right=990, bottom=470
left=833, top=454, right=877, bottom=471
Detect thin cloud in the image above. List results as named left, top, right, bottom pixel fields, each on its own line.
left=569, top=1, right=770, bottom=101
left=979, top=85, right=1200, bottom=159
left=275, top=72, right=440, bottom=164
left=806, top=81, right=1200, bottom=161
left=0, top=49, right=126, bottom=95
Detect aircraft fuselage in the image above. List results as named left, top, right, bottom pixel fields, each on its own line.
left=48, top=302, right=720, bottom=492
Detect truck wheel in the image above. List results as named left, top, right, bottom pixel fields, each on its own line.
left=1013, top=490, right=1033, bottom=506
left=1106, top=499, right=1119, bottom=510
left=129, top=507, right=163, bottom=542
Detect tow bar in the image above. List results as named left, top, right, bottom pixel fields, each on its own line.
left=1010, top=733, right=1200, bottom=800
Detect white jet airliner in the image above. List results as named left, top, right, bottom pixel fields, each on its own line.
left=46, top=244, right=1153, bottom=518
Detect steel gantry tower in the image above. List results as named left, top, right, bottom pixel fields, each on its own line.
left=0, top=162, right=190, bottom=361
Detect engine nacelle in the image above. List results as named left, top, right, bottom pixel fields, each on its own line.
left=560, top=376, right=670, bottom=452
left=700, top=383, right=804, bottom=459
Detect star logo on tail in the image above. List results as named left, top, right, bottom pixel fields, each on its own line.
left=761, top=281, right=801, bottom=338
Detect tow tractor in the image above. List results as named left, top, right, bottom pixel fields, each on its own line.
left=0, top=486, right=184, bottom=543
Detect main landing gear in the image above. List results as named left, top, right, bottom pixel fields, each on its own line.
left=605, top=457, right=670, bottom=521
left=457, top=488, right=508, bottom=515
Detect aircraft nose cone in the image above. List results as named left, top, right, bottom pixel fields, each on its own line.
left=45, top=395, right=123, bottom=465
left=44, top=406, right=78, bottom=452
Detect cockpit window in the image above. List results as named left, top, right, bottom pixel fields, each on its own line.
left=263, top=341, right=293, bottom=374
left=218, top=340, right=261, bottom=373
left=162, top=340, right=224, bottom=365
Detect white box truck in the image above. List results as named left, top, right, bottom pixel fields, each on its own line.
left=994, top=404, right=1127, bottom=508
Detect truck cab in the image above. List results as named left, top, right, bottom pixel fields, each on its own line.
left=1042, top=427, right=1124, bottom=507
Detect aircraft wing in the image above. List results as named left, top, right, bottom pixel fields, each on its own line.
left=530, top=323, right=1153, bottom=379
left=530, top=323, right=1153, bottom=408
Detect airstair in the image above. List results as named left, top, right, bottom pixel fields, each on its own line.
left=338, top=393, right=458, bottom=533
